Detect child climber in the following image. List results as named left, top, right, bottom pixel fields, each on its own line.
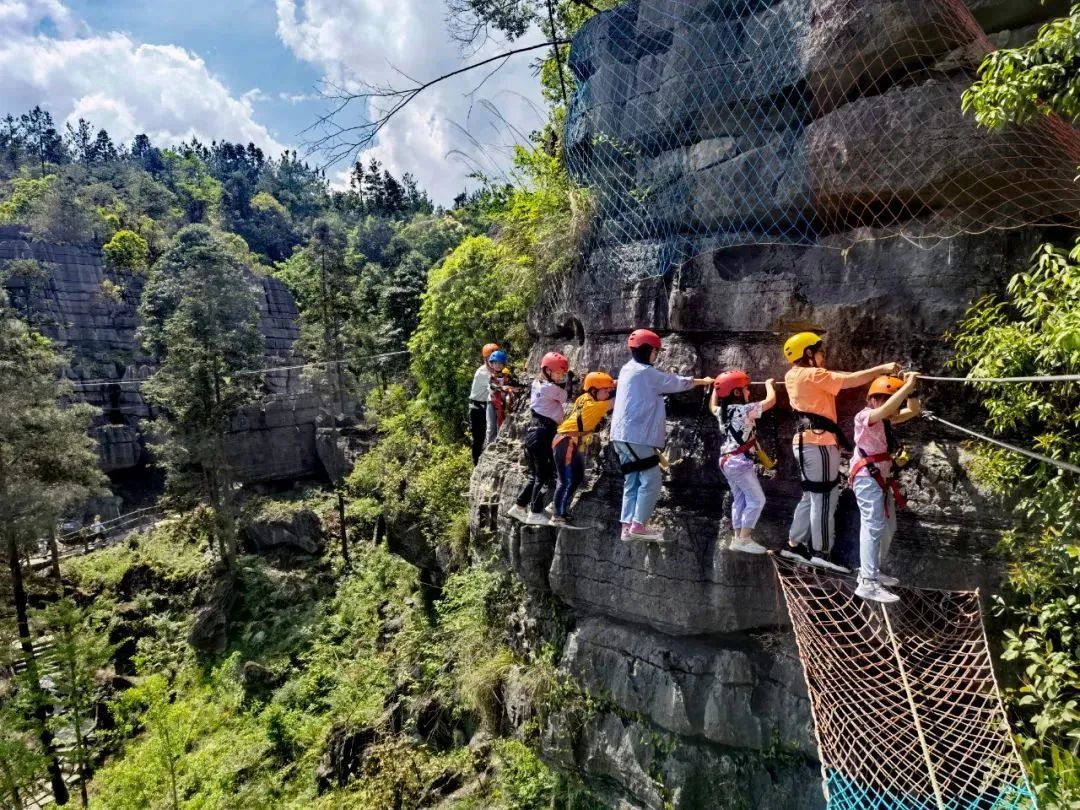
left=851, top=372, right=921, bottom=604
left=548, top=371, right=617, bottom=529
left=611, top=329, right=713, bottom=542
left=469, top=343, right=502, bottom=465
left=710, top=370, right=776, bottom=554
left=508, top=351, right=570, bottom=525
left=780, top=332, right=900, bottom=571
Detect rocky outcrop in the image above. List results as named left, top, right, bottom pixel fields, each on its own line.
left=470, top=1, right=1076, bottom=807
left=0, top=226, right=351, bottom=486
left=241, top=508, right=324, bottom=557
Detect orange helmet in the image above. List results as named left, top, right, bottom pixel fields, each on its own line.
left=713, top=370, right=751, bottom=398
left=582, top=371, right=615, bottom=392
left=868, top=375, right=904, bottom=398
left=541, top=351, right=569, bottom=374
left=482, top=343, right=500, bottom=360
left=627, top=328, right=662, bottom=351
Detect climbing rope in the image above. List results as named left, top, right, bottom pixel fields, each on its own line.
left=751, top=374, right=1080, bottom=385
left=67, top=351, right=411, bottom=389
left=771, top=554, right=1037, bottom=810
left=922, top=412, right=1080, bottom=476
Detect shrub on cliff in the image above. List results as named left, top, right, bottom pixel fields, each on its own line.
left=951, top=238, right=1080, bottom=805
left=103, top=229, right=150, bottom=272
left=408, top=235, right=534, bottom=436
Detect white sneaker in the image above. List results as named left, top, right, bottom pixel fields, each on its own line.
left=620, top=525, right=633, bottom=543
left=549, top=515, right=571, bottom=528
left=544, top=503, right=554, bottom=516
left=879, top=573, right=899, bottom=587
left=808, top=554, right=851, bottom=574
left=730, top=538, right=768, bottom=555
left=525, top=511, right=550, bottom=526
left=506, top=505, right=527, bottom=522
left=855, top=578, right=900, bottom=604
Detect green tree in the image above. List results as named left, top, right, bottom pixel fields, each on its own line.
left=408, top=235, right=533, bottom=435
left=0, top=295, right=104, bottom=806
left=42, top=598, right=116, bottom=808
left=102, top=230, right=150, bottom=272
left=963, top=3, right=1080, bottom=128
left=950, top=240, right=1080, bottom=806
left=19, top=106, right=66, bottom=177
left=138, top=225, right=264, bottom=568
left=0, top=670, right=47, bottom=810
left=0, top=175, right=56, bottom=223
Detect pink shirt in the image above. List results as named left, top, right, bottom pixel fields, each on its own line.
left=853, top=407, right=891, bottom=479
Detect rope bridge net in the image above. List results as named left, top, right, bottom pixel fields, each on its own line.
left=771, top=554, right=1036, bottom=810
left=565, top=0, right=1080, bottom=280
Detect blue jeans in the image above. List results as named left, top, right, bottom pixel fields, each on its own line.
left=552, top=436, right=584, bottom=518
left=613, top=441, right=662, bottom=525
left=853, top=474, right=897, bottom=581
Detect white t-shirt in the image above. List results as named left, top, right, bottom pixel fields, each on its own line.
left=469, top=365, right=491, bottom=403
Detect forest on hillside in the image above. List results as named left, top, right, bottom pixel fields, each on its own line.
left=1, top=0, right=1078, bottom=808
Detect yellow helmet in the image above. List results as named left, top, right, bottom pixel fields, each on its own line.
left=783, top=332, right=824, bottom=364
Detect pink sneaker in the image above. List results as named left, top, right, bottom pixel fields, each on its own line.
left=627, top=521, right=664, bottom=541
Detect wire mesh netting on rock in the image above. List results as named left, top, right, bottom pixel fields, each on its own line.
left=771, top=554, right=1037, bottom=810
left=565, top=0, right=1080, bottom=281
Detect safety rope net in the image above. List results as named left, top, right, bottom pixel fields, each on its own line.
left=565, top=0, right=1080, bottom=279
left=771, top=554, right=1037, bottom=810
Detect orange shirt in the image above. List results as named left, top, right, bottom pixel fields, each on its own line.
left=785, top=366, right=846, bottom=446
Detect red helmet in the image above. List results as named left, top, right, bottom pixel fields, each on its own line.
left=541, top=351, right=569, bottom=374
left=713, top=370, right=751, bottom=398
left=627, top=329, right=662, bottom=351
left=482, top=343, right=500, bottom=360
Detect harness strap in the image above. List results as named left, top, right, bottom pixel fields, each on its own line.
left=796, top=433, right=841, bottom=493
left=850, top=450, right=907, bottom=516
left=720, top=438, right=757, bottom=469
left=794, top=410, right=853, bottom=451
left=618, top=443, right=661, bottom=474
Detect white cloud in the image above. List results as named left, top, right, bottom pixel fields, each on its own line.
left=0, top=2, right=287, bottom=156
left=276, top=0, right=547, bottom=203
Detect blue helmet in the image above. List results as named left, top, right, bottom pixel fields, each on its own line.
left=488, top=350, right=507, bottom=364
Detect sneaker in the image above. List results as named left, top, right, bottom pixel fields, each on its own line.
left=525, top=511, right=550, bottom=526
left=506, top=505, right=528, bottom=522
left=544, top=503, right=555, bottom=516
left=808, top=554, right=851, bottom=574
left=879, top=573, right=899, bottom=587
left=620, top=523, right=633, bottom=542
left=626, top=522, right=665, bottom=542
left=855, top=578, right=900, bottom=604
left=730, top=538, right=768, bottom=555
left=780, top=543, right=814, bottom=564
left=549, top=515, right=571, bottom=528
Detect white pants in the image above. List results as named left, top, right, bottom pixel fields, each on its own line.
left=789, top=443, right=840, bottom=555
left=722, top=459, right=765, bottom=530
left=485, top=401, right=499, bottom=445
left=853, top=474, right=897, bottom=581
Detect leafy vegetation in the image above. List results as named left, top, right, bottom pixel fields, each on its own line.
left=963, top=3, right=1080, bottom=128
left=951, top=240, right=1080, bottom=806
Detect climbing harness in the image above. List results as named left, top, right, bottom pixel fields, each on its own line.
left=617, top=444, right=662, bottom=474
left=849, top=453, right=907, bottom=516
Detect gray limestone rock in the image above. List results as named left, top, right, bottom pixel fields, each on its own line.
left=242, top=508, right=324, bottom=556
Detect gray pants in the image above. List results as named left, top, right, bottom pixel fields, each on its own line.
left=485, top=402, right=499, bottom=445
left=853, top=474, right=897, bottom=581
left=789, top=443, right=840, bottom=555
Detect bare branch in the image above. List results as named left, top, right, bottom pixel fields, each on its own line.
left=304, top=39, right=570, bottom=167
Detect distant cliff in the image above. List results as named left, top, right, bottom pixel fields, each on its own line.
left=0, top=224, right=345, bottom=488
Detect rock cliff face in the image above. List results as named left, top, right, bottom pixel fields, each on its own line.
left=472, top=2, right=1075, bottom=807
left=0, top=225, right=342, bottom=487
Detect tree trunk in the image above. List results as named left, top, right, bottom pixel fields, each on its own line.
left=48, top=526, right=63, bottom=593
left=337, top=489, right=350, bottom=569
left=6, top=534, right=69, bottom=806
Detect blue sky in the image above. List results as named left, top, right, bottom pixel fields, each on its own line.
left=64, top=0, right=324, bottom=149
left=0, top=0, right=546, bottom=202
